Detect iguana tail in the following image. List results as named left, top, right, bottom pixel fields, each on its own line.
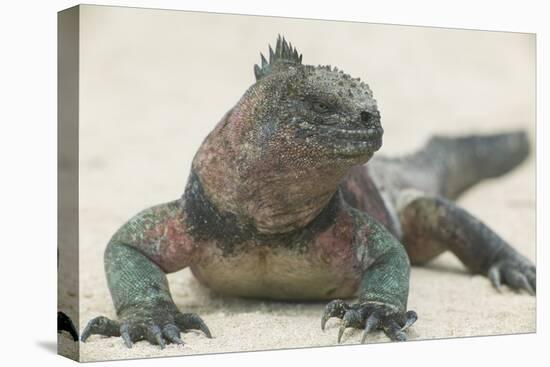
left=410, top=130, right=531, bottom=199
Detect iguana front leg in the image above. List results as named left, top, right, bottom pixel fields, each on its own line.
left=398, top=190, right=536, bottom=294
left=81, top=200, right=211, bottom=348
left=322, top=211, right=417, bottom=343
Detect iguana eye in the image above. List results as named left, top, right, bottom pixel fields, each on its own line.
left=312, top=101, right=330, bottom=113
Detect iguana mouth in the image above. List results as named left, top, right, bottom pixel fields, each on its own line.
left=331, top=127, right=383, bottom=141
left=299, top=122, right=382, bottom=139
left=333, top=138, right=383, bottom=158
left=329, top=126, right=383, bottom=157
left=298, top=122, right=383, bottom=157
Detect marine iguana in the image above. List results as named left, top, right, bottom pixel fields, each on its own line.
left=81, top=36, right=535, bottom=348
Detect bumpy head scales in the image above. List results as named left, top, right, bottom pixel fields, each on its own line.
left=247, top=35, right=382, bottom=163
left=254, top=35, right=303, bottom=81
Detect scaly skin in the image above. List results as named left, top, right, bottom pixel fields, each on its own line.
left=82, top=36, right=535, bottom=349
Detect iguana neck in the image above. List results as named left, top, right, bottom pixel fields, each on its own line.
left=190, top=103, right=349, bottom=235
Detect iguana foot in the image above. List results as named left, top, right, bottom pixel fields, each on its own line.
left=81, top=306, right=211, bottom=349
left=321, top=299, right=417, bottom=343
left=488, top=249, right=536, bottom=295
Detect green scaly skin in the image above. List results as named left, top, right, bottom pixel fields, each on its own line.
left=82, top=201, right=212, bottom=347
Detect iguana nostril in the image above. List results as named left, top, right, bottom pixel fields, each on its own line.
left=360, top=111, right=372, bottom=123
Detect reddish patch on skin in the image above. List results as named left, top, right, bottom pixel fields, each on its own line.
left=313, top=209, right=362, bottom=293
left=158, top=216, right=196, bottom=273
left=131, top=205, right=198, bottom=274
left=341, top=165, right=395, bottom=234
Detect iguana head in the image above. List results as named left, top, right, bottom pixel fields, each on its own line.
left=250, top=35, right=383, bottom=167
left=191, top=36, right=383, bottom=233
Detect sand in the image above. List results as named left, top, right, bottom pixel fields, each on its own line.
left=69, top=5, right=536, bottom=362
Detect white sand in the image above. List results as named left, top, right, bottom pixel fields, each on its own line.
left=73, top=5, right=535, bottom=362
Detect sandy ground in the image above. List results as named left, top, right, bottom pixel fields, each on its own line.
left=69, top=5, right=535, bottom=362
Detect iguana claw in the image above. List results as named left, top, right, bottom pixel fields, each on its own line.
left=322, top=300, right=417, bottom=343
left=487, top=255, right=536, bottom=296
left=361, top=312, right=380, bottom=343
left=81, top=311, right=211, bottom=349
left=321, top=299, right=348, bottom=331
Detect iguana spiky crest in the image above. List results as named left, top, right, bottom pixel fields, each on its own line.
left=254, top=35, right=303, bottom=80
